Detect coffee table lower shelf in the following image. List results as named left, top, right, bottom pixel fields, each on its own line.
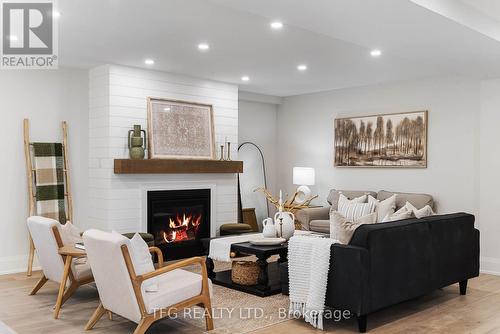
left=210, top=261, right=282, bottom=297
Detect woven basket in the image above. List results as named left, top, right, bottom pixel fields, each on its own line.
left=231, top=261, right=260, bottom=286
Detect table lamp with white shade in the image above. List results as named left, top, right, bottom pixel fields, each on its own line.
left=292, top=167, right=315, bottom=204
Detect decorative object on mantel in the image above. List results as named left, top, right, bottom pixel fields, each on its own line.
left=127, top=124, right=147, bottom=159
left=292, top=167, right=315, bottom=205
left=255, top=187, right=318, bottom=214
left=274, top=190, right=295, bottom=240
left=219, top=144, right=225, bottom=161
left=226, top=141, right=232, bottom=161
left=334, top=110, right=427, bottom=168
left=147, top=97, right=216, bottom=160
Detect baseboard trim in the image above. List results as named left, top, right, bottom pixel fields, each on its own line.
left=0, top=254, right=40, bottom=276
left=480, top=256, right=500, bottom=276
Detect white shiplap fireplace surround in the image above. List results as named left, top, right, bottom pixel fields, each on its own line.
left=88, top=65, right=239, bottom=236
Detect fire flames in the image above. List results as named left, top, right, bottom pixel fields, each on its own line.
left=162, top=212, right=202, bottom=243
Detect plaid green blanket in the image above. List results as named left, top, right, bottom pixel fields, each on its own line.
left=32, top=143, right=67, bottom=224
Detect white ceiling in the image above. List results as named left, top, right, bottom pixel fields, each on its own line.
left=57, top=0, right=500, bottom=96
left=460, top=0, right=500, bottom=22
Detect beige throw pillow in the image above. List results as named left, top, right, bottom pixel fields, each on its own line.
left=394, top=205, right=411, bottom=216
left=368, top=194, right=397, bottom=223
left=60, top=221, right=83, bottom=246
left=338, top=193, right=367, bottom=205
left=405, top=201, right=435, bottom=218
left=338, top=194, right=375, bottom=221
left=129, top=233, right=159, bottom=292
left=382, top=210, right=413, bottom=222
left=330, top=211, right=377, bottom=244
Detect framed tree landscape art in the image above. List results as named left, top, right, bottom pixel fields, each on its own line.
left=147, top=98, right=216, bottom=159
left=334, top=110, right=427, bottom=168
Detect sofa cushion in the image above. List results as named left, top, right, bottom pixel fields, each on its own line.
left=381, top=210, right=413, bottom=222
left=338, top=198, right=376, bottom=222
left=309, top=219, right=330, bottom=233
left=327, top=189, right=377, bottom=210
left=143, top=269, right=211, bottom=313
left=330, top=211, right=377, bottom=244
left=377, top=190, right=434, bottom=210
left=129, top=233, right=158, bottom=292
left=368, top=195, right=396, bottom=223
left=405, top=201, right=435, bottom=218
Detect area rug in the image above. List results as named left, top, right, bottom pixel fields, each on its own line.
left=176, top=258, right=290, bottom=334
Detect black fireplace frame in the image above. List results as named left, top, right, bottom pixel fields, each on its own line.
left=147, top=188, right=211, bottom=261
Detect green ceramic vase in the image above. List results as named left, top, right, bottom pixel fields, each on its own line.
left=128, top=125, right=147, bottom=159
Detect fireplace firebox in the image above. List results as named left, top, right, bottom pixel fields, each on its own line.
left=147, top=189, right=210, bottom=260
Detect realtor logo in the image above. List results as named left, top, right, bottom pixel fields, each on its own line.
left=1, top=0, right=58, bottom=69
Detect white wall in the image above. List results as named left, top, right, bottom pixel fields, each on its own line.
left=88, top=65, right=239, bottom=235
left=0, top=69, right=89, bottom=274
left=479, top=79, right=500, bottom=274
left=238, top=99, right=279, bottom=200
left=277, top=76, right=480, bottom=215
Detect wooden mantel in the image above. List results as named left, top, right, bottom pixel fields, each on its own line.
left=114, top=159, right=243, bottom=174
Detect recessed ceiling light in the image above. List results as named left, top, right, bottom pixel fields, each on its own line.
left=9, top=35, right=18, bottom=41
left=370, top=49, right=382, bottom=57
left=297, top=64, right=307, bottom=71
left=270, top=21, right=283, bottom=29
left=144, top=59, right=155, bottom=65
left=53, top=11, right=61, bottom=17
left=241, top=76, right=250, bottom=82
left=198, top=43, right=210, bottom=51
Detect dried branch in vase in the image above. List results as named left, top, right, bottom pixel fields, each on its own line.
left=254, top=187, right=318, bottom=214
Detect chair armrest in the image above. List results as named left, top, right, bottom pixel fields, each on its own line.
left=58, top=245, right=87, bottom=258
left=295, top=207, right=330, bottom=230
left=137, top=256, right=206, bottom=283
left=148, top=246, right=164, bottom=268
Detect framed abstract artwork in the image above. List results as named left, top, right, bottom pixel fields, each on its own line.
left=334, top=110, right=427, bottom=168
left=147, top=98, right=216, bottom=160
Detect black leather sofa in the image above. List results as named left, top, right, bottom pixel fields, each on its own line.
left=280, top=213, right=480, bottom=332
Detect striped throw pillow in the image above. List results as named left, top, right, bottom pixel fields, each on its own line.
left=338, top=200, right=376, bottom=221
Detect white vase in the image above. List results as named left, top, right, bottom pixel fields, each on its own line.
left=262, top=218, right=276, bottom=238
left=274, top=211, right=295, bottom=240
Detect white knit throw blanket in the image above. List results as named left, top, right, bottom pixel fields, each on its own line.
left=288, top=235, right=336, bottom=330
left=208, top=233, right=262, bottom=262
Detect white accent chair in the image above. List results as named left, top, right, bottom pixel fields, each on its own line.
left=26, top=216, right=94, bottom=319
left=82, top=229, right=214, bottom=334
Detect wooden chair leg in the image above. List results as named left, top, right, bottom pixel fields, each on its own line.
left=54, top=255, right=72, bottom=319
left=107, top=311, right=113, bottom=321
left=202, top=296, right=214, bottom=331
left=27, top=237, right=35, bottom=277
left=133, top=317, right=155, bottom=334
left=85, top=303, right=106, bottom=330
left=60, top=281, right=79, bottom=307
left=29, top=275, right=48, bottom=295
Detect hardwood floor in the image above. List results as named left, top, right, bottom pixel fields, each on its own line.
left=0, top=271, right=499, bottom=333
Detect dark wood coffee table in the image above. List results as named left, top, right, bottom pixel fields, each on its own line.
left=203, top=240, right=287, bottom=297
